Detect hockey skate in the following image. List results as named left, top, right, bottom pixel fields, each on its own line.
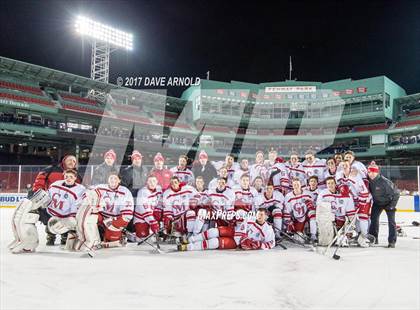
left=46, top=233, right=56, bottom=246
left=357, top=234, right=369, bottom=248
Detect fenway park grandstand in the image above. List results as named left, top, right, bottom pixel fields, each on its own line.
left=0, top=55, right=419, bottom=194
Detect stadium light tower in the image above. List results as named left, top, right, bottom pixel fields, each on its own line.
left=75, top=15, right=133, bottom=102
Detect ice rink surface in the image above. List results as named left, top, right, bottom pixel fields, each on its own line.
left=1, top=208, right=419, bottom=310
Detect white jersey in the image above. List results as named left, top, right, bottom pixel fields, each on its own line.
left=170, top=166, right=195, bottom=185
left=134, top=186, right=162, bottom=224
left=351, top=160, right=368, bottom=180
left=302, top=158, right=327, bottom=186
left=207, top=187, right=235, bottom=213
left=307, top=188, right=320, bottom=205
left=335, top=171, right=370, bottom=205
left=94, top=184, right=134, bottom=220
left=323, top=168, right=336, bottom=180
left=286, top=162, right=307, bottom=188
left=162, top=185, right=195, bottom=219
left=284, top=190, right=313, bottom=222
left=190, top=188, right=210, bottom=209
left=269, top=162, right=289, bottom=192
left=256, top=191, right=285, bottom=213
left=317, top=188, right=356, bottom=221
left=212, top=161, right=239, bottom=181
left=249, top=162, right=268, bottom=184
left=47, top=181, right=86, bottom=218
left=235, top=217, right=275, bottom=249
left=233, top=168, right=250, bottom=185
left=208, top=178, right=235, bottom=191
left=231, top=185, right=260, bottom=212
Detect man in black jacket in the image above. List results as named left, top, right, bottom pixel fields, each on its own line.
left=121, top=150, right=149, bottom=198
left=367, top=161, right=400, bottom=248
left=192, top=150, right=217, bottom=187
left=91, top=149, right=118, bottom=185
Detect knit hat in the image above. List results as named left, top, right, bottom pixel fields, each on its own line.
left=368, top=161, right=379, bottom=173
left=131, top=150, right=143, bottom=160
left=199, top=150, right=208, bottom=160
left=104, top=149, right=116, bottom=161
left=154, top=152, right=164, bottom=162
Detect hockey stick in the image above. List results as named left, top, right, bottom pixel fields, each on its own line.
left=331, top=215, right=358, bottom=260
left=271, top=227, right=287, bottom=250
left=279, top=231, right=308, bottom=248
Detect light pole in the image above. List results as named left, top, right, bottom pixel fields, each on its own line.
left=75, top=15, right=133, bottom=102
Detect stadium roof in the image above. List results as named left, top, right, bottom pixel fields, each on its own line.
left=0, top=56, right=119, bottom=94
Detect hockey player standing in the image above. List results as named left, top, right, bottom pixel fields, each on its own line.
left=302, top=150, right=327, bottom=188
left=269, top=156, right=290, bottom=195
left=344, top=150, right=368, bottom=182
left=232, top=158, right=250, bottom=185
left=286, top=152, right=306, bottom=189
left=91, top=149, right=118, bottom=185
left=170, top=154, right=195, bottom=185
left=336, top=159, right=371, bottom=247
left=249, top=150, right=268, bottom=184
left=150, top=152, right=173, bottom=191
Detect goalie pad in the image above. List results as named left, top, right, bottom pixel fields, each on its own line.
left=9, top=199, right=40, bottom=253
left=9, top=191, right=50, bottom=250
left=30, top=189, right=51, bottom=210
left=74, top=191, right=101, bottom=252
left=316, top=201, right=335, bottom=246
left=48, top=216, right=77, bottom=235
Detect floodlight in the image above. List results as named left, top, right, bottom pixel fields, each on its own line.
left=75, top=16, right=133, bottom=50
left=75, top=15, right=134, bottom=102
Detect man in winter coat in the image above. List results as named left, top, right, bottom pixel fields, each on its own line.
left=367, top=161, right=400, bottom=248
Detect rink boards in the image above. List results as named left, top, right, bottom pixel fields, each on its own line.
left=1, top=193, right=419, bottom=212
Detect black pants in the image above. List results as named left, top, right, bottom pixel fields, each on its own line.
left=369, top=205, right=397, bottom=244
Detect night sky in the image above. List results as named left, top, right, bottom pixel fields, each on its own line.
left=0, top=0, right=419, bottom=97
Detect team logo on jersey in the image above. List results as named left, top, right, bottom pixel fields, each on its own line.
left=64, top=193, right=68, bottom=199
left=314, top=169, right=318, bottom=174
left=339, top=199, right=344, bottom=204
left=256, top=232, right=260, bottom=238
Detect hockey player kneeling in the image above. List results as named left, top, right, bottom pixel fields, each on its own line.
left=96, top=172, right=134, bottom=243
left=283, top=178, right=317, bottom=243
left=162, top=176, right=196, bottom=239
left=9, top=169, right=84, bottom=253
left=316, top=178, right=356, bottom=247
left=134, top=175, right=162, bottom=239
left=179, top=208, right=275, bottom=251
left=43, top=169, right=86, bottom=247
